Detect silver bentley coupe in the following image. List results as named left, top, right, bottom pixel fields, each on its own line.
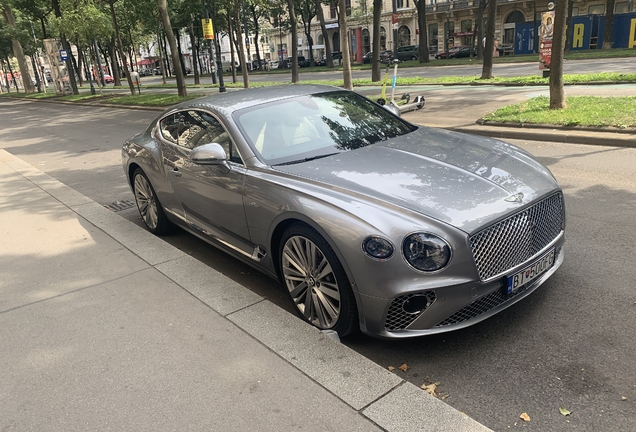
left=122, top=85, right=565, bottom=339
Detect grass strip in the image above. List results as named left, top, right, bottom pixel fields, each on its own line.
left=482, top=96, right=636, bottom=128
left=102, top=93, right=205, bottom=106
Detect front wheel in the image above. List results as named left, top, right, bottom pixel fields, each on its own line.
left=280, top=224, right=358, bottom=337
left=132, top=168, right=170, bottom=235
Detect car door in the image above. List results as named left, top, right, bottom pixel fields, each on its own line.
left=160, top=109, right=252, bottom=255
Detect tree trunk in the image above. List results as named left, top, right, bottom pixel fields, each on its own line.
left=108, top=1, right=136, bottom=95
left=288, top=0, right=299, bottom=83
left=564, top=0, right=575, bottom=54
left=76, top=43, right=85, bottom=86
left=158, top=0, right=186, bottom=96
left=416, top=0, right=430, bottom=64
left=250, top=5, right=262, bottom=69
left=602, top=0, right=615, bottom=49
left=233, top=0, right=249, bottom=88
left=228, top=12, right=237, bottom=83
left=51, top=0, right=79, bottom=94
left=175, top=28, right=186, bottom=75
left=550, top=0, right=567, bottom=109
left=156, top=23, right=166, bottom=84
left=338, top=0, right=352, bottom=90
left=315, top=0, right=333, bottom=68
left=189, top=17, right=200, bottom=84
left=371, top=0, right=382, bottom=81
left=480, top=0, right=497, bottom=79
left=1, top=5, right=35, bottom=93
left=108, top=36, right=121, bottom=85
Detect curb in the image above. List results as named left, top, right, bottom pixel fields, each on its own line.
left=0, top=149, right=492, bottom=432
left=449, top=124, right=636, bottom=147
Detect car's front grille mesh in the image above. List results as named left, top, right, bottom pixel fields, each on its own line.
left=385, top=291, right=436, bottom=331
left=434, top=282, right=530, bottom=327
left=469, top=193, right=564, bottom=281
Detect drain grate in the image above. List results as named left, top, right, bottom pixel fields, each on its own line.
left=104, top=199, right=136, bottom=212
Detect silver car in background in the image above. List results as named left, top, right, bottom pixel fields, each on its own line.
left=122, top=85, right=565, bottom=339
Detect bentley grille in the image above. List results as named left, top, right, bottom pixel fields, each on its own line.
left=469, top=193, right=564, bottom=281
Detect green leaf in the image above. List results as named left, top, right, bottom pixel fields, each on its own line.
left=559, top=407, right=571, bottom=416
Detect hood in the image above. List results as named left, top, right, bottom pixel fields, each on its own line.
left=273, top=128, right=559, bottom=233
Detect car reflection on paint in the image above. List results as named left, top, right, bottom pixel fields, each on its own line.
left=122, top=84, right=565, bottom=339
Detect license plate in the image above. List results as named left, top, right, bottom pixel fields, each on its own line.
left=507, top=250, right=555, bottom=294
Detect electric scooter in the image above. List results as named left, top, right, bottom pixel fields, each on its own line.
left=376, top=59, right=425, bottom=114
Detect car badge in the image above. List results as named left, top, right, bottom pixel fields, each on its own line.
left=505, top=192, right=524, bottom=203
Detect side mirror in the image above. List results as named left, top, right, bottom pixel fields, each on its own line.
left=190, top=143, right=228, bottom=165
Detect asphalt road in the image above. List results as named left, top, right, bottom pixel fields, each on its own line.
left=1, top=92, right=635, bottom=431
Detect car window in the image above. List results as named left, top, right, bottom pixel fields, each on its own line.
left=160, top=110, right=242, bottom=164
left=159, top=114, right=179, bottom=144
left=234, top=91, right=416, bottom=165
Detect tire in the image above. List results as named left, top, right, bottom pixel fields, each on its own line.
left=280, top=223, right=358, bottom=337
left=411, top=55, right=417, bottom=60
left=132, top=168, right=170, bottom=235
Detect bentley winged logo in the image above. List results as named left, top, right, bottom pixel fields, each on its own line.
left=505, top=192, right=524, bottom=203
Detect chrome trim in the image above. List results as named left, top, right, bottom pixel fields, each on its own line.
left=400, top=231, right=453, bottom=274
left=482, top=231, right=564, bottom=283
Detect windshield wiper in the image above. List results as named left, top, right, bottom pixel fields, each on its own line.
left=273, top=153, right=339, bottom=166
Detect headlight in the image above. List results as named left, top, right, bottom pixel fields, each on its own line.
left=362, top=236, right=394, bottom=260
left=402, top=233, right=451, bottom=272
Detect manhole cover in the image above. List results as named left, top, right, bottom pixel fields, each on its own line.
left=104, top=200, right=136, bottom=212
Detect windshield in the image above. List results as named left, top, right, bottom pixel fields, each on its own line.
left=233, top=91, right=415, bottom=165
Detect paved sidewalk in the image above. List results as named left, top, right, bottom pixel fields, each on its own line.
left=0, top=149, right=491, bottom=431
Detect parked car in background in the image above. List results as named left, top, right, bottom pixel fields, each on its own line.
left=122, top=84, right=566, bottom=339
left=396, top=45, right=419, bottom=61
left=434, top=47, right=461, bottom=59
left=362, top=50, right=394, bottom=64
left=449, top=46, right=477, bottom=58
left=103, top=74, right=114, bottom=84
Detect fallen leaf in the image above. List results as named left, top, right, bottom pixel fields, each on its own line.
left=398, top=363, right=409, bottom=372
left=441, top=394, right=449, bottom=400
left=420, top=382, right=440, bottom=396
left=520, top=412, right=531, bottom=422
left=559, top=407, right=571, bottom=416
left=388, top=366, right=395, bottom=372
left=621, top=396, right=627, bottom=401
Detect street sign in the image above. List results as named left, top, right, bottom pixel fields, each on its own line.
left=59, top=50, right=69, bottom=61
left=325, top=23, right=338, bottom=29
left=202, top=18, right=214, bottom=40
left=245, top=37, right=250, bottom=49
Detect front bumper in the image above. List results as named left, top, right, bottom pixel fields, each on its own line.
left=357, top=241, right=564, bottom=339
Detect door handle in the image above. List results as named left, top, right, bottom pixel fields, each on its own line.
left=172, top=167, right=182, bottom=177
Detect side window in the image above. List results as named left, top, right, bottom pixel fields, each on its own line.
left=159, top=114, right=179, bottom=144
left=198, top=111, right=243, bottom=164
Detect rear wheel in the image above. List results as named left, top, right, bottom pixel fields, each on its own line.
left=132, top=168, right=170, bottom=235
left=280, top=224, right=358, bottom=337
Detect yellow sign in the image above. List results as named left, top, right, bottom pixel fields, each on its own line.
left=202, top=18, right=214, bottom=40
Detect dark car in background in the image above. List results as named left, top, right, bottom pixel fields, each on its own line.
left=449, top=46, right=477, bottom=58
left=362, top=50, right=394, bottom=64
left=396, top=45, right=419, bottom=61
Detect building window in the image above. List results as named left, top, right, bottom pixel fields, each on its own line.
left=588, top=4, right=605, bottom=14
left=397, top=0, right=410, bottom=7
left=506, top=11, right=525, bottom=23
left=363, top=28, right=371, bottom=53
left=318, top=34, right=324, bottom=45
left=615, top=2, right=629, bottom=13
left=330, top=2, right=337, bottom=19
left=346, top=0, right=351, bottom=16
left=398, top=25, right=411, bottom=46
left=461, top=19, right=472, bottom=32
left=380, top=26, right=387, bottom=50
